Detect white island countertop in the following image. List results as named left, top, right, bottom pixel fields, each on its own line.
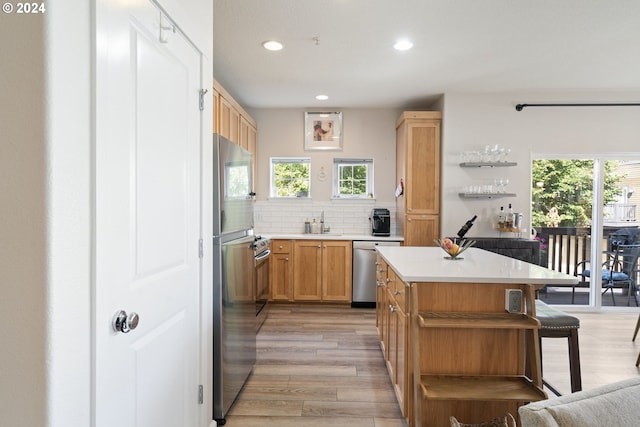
left=376, top=246, right=578, bottom=285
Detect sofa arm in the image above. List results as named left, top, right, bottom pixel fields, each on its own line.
left=519, top=377, right=640, bottom=427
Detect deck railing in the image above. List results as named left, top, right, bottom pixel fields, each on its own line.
left=536, top=226, right=640, bottom=273
left=536, top=227, right=591, bottom=275
left=604, top=203, right=638, bottom=224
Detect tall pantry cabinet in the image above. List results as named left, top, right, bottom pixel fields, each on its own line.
left=396, top=112, right=442, bottom=246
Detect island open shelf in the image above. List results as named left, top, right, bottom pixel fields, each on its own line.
left=417, top=311, right=541, bottom=329
left=418, top=375, right=546, bottom=402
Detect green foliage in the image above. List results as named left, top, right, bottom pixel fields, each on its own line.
left=273, top=162, right=310, bottom=197
left=531, top=160, right=624, bottom=227
left=338, top=165, right=367, bottom=196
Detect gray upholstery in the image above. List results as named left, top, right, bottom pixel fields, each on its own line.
left=535, top=300, right=580, bottom=329
left=519, top=377, right=640, bottom=427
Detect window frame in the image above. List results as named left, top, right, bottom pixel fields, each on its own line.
left=270, top=157, right=312, bottom=198
left=332, top=158, right=374, bottom=199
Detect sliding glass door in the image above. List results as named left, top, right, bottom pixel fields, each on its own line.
left=533, top=157, right=640, bottom=309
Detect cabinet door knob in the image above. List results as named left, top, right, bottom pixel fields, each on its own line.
left=279, top=245, right=283, bottom=249
left=284, top=257, right=289, bottom=261
left=317, top=244, right=321, bottom=248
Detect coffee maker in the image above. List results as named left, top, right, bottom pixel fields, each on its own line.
left=371, top=208, right=391, bottom=236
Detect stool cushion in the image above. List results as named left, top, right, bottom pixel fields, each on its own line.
left=535, top=300, right=580, bottom=329
left=583, top=269, right=629, bottom=281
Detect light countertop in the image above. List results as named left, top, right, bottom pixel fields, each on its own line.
left=261, top=233, right=404, bottom=242
left=376, top=246, right=578, bottom=285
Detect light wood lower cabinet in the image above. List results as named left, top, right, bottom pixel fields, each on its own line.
left=385, top=267, right=410, bottom=419
left=270, top=239, right=353, bottom=303
left=270, top=239, right=293, bottom=301
left=376, top=257, right=389, bottom=357
left=293, top=240, right=352, bottom=302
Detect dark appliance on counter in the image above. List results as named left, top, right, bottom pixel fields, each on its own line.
left=370, top=208, right=391, bottom=236
left=253, top=235, right=271, bottom=332
left=212, top=134, right=256, bottom=425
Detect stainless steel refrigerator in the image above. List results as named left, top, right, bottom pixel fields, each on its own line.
left=212, top=134, right=256, bottom=424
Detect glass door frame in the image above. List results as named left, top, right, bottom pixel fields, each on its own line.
left=532, top=153, right=640, bottom=312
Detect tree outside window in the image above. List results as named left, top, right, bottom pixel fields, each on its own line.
left=531, top=159, right=624, bottom=227
left=333, top=159, right=373, bottom=198
left=270, top=158, right=311, bottom=198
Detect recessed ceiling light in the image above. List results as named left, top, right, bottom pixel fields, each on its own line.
left=262, top=40, right=283, bottom=51
left=315, top=94, right=329, bottom=100
left=394, top=40, right=413, bottom=51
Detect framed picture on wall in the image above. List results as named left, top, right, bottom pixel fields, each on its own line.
left=304, top=111, right=343, bottom=151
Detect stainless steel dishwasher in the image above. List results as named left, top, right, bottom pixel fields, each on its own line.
left=352, top=240, right=401, bottom=308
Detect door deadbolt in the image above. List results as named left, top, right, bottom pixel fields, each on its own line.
left=112, top=310, right=140, bottom=334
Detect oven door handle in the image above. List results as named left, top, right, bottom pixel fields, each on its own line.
left=255, top=249, right=271, bottom=261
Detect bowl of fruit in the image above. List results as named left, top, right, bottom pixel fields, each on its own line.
left=434, top=238, right=476, bottom=260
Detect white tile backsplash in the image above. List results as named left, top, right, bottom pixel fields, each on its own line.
left=254, top=199, right=399, bottom=236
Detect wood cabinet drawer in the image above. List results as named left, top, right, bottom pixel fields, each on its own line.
left=376, top=256, right=388, bottom=286
left=387, top=268, right=409, bottom=312
left=272, top=239, right=292, bottom=254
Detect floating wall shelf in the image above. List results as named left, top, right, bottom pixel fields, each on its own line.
left=459, top=193, right=516, bottom=199
left=459, top=162, right=518, bottom=168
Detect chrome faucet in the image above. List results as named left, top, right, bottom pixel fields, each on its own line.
left=320, top=211, right=325, bottom=233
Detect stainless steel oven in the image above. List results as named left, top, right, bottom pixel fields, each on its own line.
left=254, top=236, right=271, bottom=332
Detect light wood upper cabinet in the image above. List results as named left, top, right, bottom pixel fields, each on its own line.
left=239, top=115, right=251, bottom=151
left=213, top=80, right=258, bottom=191
left=213, top=80, right=256, bottom=144
left=396, top=111, right=442, bottom=245
left=219, top=95, right=240, bottom=142
left=212, top=89, right=220, bottom=133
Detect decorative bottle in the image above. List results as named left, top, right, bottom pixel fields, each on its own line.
left=498, top=206, right=505, bottom=230
left=506, top=204, right=514, bottom=228
left=457, top=215, right=477, bottom=239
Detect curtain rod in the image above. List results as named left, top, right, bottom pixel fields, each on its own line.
left=515, top=103, right=640, bottom=111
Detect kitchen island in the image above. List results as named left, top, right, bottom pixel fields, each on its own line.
left=375, top=246, right=578, bottom=427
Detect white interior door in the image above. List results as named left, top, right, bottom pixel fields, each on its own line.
left=94, top=1, right=202, bottom=426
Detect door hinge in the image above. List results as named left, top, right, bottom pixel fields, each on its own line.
left=198, top=384, right=203, bottom=404
left=199, top=89, right=208, bottom=111
left=198, top=239, right=204, bottom=258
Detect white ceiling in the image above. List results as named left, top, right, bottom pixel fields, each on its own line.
left=212, top=0, right=640, bottom=109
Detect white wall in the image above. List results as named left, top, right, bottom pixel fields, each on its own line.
left=250, top=108, right=403, bottom=234
left=441, top=92, right=640, bottom=238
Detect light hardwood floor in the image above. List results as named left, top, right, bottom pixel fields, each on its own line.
left=221, top=304, right=640, bottom=427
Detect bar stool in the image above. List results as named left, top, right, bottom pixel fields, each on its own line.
left=535, top=300, right=582, bottom=396
left=632, top=313, right=640, bottom=366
